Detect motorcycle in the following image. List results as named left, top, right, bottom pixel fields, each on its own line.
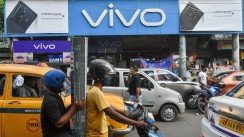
left=125, top=101, right=165, bottom=137
left=197, top=82, right=225, bottom=114
left=187, top=85, right=202, bottom=109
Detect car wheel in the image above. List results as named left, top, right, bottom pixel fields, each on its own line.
left=185, top=94, right=198, bottom=109
left=197, top=96, right=207, bottom=114
left=159, top=104, right=178, bottom=122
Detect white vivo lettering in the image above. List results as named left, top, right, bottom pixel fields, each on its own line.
left=99, top=40, right=122, bottom=47
left=115, top=9, right=140, bottom=27
left=140, top=9, right=166, bottom=26
left=82, top=3, right=166, bottom=27
left=33, top=43, right=56, bottom=50
left=82, top=10, right=107, bottom=27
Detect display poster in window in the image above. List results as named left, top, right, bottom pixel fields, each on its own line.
left=13, top=53, right=27, bottom=64
left=63, top=52, right=71, bottom=64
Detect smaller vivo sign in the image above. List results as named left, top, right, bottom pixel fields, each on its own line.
left=82, top=3, right=166, bottom=27
left=13, top=41, right=71, bottom=53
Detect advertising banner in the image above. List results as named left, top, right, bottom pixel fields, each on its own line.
left=5, top=0, right=68, bottom=34
left=179, top=0, right=242, bottom=31
left=13, top=41, right=71, bottom=53
left=140, top=54, right=173, bottom=70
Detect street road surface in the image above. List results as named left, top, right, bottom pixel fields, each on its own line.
left=127, top=109, right=203, bottom=137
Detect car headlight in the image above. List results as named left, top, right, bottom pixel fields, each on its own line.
left=178, top=95, right=183, bottom=103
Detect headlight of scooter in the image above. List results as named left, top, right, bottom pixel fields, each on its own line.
left=178, top=95, right=183, bottom=103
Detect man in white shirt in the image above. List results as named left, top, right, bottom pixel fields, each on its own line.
left=198, top=65, right=207, bottom=87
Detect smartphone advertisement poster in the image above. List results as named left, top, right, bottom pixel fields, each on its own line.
left=179, top=0, right=242, bottom=31
left=5, top=0, right=68, bottom=34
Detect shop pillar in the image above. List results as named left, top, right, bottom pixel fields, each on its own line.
left=232, top=34, right=240, bottom=70
left=179, top=35, right=187, bottom=80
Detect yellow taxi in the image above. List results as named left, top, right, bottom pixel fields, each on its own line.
left=0, top=64, right=133, bottom=137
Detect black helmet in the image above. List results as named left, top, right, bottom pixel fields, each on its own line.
left=89, top=59, right=115, bottom=81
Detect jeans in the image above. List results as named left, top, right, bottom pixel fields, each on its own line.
left=129, top=95, right=142, bottom=105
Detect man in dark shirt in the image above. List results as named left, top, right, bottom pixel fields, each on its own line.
left=127, top=66, right=142, bottom=105
left=41, top=69, right=85, bottom=137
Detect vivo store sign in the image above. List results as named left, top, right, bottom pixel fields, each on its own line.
left=13, top=41, right=71, bottom=53
left=82, top=3, right=166, bottom=27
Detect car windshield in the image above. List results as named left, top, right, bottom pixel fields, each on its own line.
left=226, top=82, right=244, bottom=100
left=212, top=72, right=231, bottom=79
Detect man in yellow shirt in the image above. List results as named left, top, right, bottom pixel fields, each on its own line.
left=86, top=59, right=146, bottom=137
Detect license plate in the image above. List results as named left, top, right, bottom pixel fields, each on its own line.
left=219, top=117, right=244, bottom=134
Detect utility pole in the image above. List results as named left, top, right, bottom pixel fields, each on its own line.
left=70, top=37, right=88, bottom=137
left=179, top=35, right=187, bottom=81
left=232, top=34, right=240, bottom=70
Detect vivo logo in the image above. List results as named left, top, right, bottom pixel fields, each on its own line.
left=34, top=43, right=56, bottom=50
left=82, top=3, right=166, bottom=27
left=99, top=40, right=122, bottom=47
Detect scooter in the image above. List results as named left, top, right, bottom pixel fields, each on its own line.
left=197, top=82, right=225, bottom=114
left=125, top=101, right=165, bottom=137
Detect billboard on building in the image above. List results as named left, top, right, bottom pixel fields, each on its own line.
left=5, top=0, right=68, bottom=34
left=179, top=0, right=242, bottom=31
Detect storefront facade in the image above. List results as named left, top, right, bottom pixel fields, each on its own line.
left=4, top=0, right=244, bottom=70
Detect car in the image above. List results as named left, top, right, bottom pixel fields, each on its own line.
left=97, top=68, right=185, bottom=122
left=0, top=64, right=132, bottom=137
left=139, top=68, right=200, bottom=108
left=201, top=82, right=244, bottom=137
left=207, top=70, right=244, bottom=94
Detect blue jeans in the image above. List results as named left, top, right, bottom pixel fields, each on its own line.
left=129, top=95, right=142, bottom=105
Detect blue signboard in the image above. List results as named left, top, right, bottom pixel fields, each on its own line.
left=13, top=41, right=71, bottom=53
left=69, top=0, right=179, bottom=36
left=4, top=0, right=243, bottom=37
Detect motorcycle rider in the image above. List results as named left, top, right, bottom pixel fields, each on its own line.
left=86, top=59, right=146, bottom=137
left=198, top=65, right=208, bottom=87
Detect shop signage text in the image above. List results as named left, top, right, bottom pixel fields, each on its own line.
left=82, top=3, right=166, bottom=27
left=99, top=40, right=122, bottom=47
left=48, top=55, right=63, bottom=63
left=13, top=41, right=70, bottom=53
left=34, top=43, right=55, bottom=50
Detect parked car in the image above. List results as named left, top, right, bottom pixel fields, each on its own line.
left=97, top=68, right=185, bottom=122
left=201, top=81, right=244, bottom=137
left=139, top=68, right=200, bottom=108
left=0, top=64, right=132, bottom=137
left=207, top=70, right=244, bottom=94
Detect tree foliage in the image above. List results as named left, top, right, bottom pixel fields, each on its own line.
left=0, top=0, right=4, bottom=31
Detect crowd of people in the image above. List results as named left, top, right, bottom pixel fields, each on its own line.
left=13, top=58, right=225, bottom=136
left=40, top=59, right=146, bottom=137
